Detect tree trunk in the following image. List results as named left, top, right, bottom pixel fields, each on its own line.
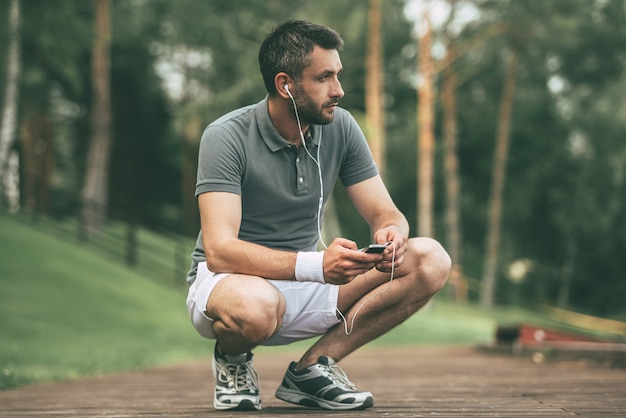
left=80, top=0, right=112, bottom=238
left=417, top=8, right=435, bottom=238
left=557, top=235, right=576, bottom=308
left=442, top=44, right=467, bottom=302
left=0, top=0, right=21, bottom=208
left=21, top=108, right=54, bottom=215
left=480, top=50, right=519, bottom=307
left=180, top=108, right=202, bottom=236
left=366, top=0, right=386, bottom=178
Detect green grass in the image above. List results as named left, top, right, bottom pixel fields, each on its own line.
left=253, top=301, right=500, bottom=356
left=1, top=212, right=621, bottom=391
left=260, top=298, right=606, bottom=355
left=0, top=213, right=210, bottom=390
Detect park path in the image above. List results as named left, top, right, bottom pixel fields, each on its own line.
left=1, top=346, right=625, bottom=417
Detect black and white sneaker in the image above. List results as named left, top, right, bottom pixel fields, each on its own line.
left=211, top=345, right=261, bottom=411
left=275, top=356, right=374, bottom=410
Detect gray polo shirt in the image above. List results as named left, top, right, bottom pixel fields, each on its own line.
left=187, top=97, right=378, bottom=284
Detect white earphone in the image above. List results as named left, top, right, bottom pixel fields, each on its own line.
left=282, top=78, right=396, bottom=336
left=283, top=80, right=326, bottom=249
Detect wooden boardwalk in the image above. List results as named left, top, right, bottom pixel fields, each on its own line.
left=1, top=346, right=625, bottom=417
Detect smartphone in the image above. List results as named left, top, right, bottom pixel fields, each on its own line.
left=362, top=242, right=390, bottom=254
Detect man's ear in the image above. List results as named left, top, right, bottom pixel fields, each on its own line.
left=275, top=72, right=291, bottom=98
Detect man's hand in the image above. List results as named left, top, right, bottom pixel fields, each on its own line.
left=373, top=227, right=408, bottom=272
left=322, top=238, right=383, bottom=285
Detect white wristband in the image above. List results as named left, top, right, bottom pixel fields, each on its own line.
left=295, top=251, right=325, bottom=284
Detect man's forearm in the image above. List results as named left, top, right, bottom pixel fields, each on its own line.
left=204, top=238, right=298, bottom=281
left=372, top=211, right=410, bottom=239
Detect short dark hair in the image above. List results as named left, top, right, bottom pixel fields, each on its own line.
left=258, top=20, right=344, bottom=94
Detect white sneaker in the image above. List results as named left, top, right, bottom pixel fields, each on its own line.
left=211, top=346, right=261, bottom=411
left=275, top=356, right=373, bottom=410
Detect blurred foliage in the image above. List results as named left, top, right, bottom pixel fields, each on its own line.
left=1, top=0, right=625, bottom=317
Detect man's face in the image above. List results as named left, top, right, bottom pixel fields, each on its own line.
left=291, top=46, right=344, bottom=126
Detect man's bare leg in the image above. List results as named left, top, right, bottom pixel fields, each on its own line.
left=206, top=275, right=282, bottom=411
left=206, top=275, right=286, bottom=355
left=295, top=237, right=451, bottom=369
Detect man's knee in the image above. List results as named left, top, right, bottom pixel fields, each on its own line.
left=244, top=292, right=284, bottom=343
left=211, top=279, right=284, bottom=345
left=407, top=237, right=451, bottom=295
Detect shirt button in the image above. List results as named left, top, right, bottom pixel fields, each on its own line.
left=296, top=157, right=300, bottom=163
left=299, top=177, right=304, bottom=183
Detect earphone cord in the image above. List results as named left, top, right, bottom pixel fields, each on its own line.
left=288, top=90, right=327, bottom=249
left=336, top=242, right=396, bottom=335
left=287, top=89, right=394, bottom=335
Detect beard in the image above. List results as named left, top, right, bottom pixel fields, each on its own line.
left=292, top=84, right=338, bottom=126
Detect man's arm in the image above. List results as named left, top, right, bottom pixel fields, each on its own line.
left=199, top=191, right=296, bottom=280
left=345, top=175, right=410, bottom=269
left=199, top=191, right=383, bottom=284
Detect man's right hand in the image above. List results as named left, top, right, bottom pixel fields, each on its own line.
left=322, top=238, right=383, bottom=285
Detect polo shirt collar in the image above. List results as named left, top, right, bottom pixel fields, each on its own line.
left=255, top=96, right=320, bottom=152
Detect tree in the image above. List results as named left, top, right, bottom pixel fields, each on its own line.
left=21, top=107, right=54, bottom=214
left=0, top=0, right=21, bottom=209
left=416, top=5, right=435, bottom=238
left=480, top=49, right=519, bottom=307
left=80, top=0, right=111, bottom=237
left=365, top=0, right=386, bottom=177
left=461, top=0, right=626, bottom=314
left=441, top=1, right=467, bottom=302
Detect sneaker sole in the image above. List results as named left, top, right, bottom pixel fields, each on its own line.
left=214, top=398, right=262, bottom=411
left=275, top=387, right=373, bottom=410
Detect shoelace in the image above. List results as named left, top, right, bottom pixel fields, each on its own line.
left=216, top=360, right=259, bottom=392
left=320, top=362, right=358, bottom=391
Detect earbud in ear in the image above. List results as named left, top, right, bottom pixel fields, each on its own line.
left=284, top=83, right=294, bottom=99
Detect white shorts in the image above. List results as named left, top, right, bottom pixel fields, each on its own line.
left=186, top=262, right=341, bottom=346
